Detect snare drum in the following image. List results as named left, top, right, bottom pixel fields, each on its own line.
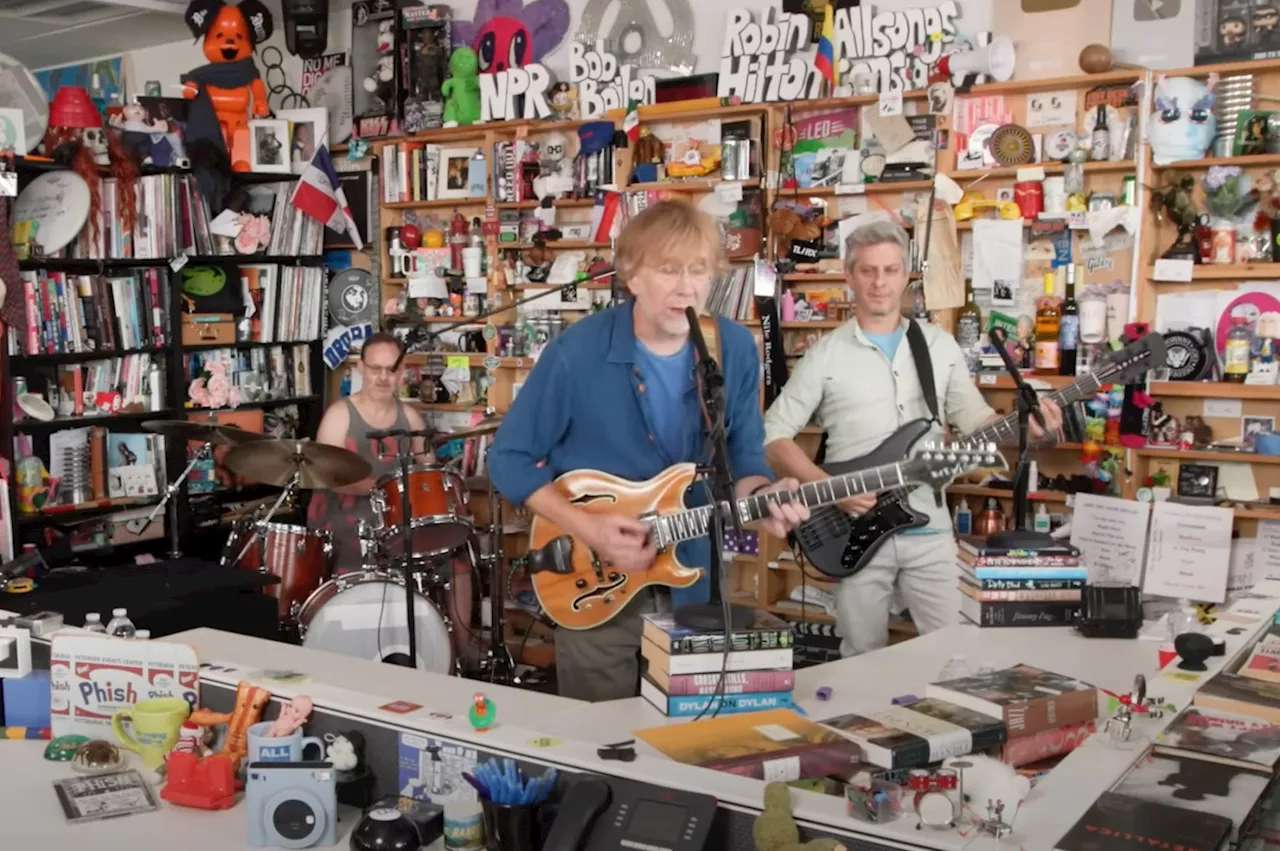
left=371, top=465, right=472, bottom=558
left=225, top=521, right=332, bottom=621
left=296, top=571, right=454, bottom=674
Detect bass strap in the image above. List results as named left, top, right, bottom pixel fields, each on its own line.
left=905, top=318, right=944, bottom=507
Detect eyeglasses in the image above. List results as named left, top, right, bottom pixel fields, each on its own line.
left=647, top=262, right=712, bottom=282
left=362, top=365, right=398, bottom=377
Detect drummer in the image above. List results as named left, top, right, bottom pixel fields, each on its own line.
left=308, top=332, right=474, bottom=662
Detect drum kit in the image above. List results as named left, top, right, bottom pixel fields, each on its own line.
left=139, top=417, right=517, bottom=684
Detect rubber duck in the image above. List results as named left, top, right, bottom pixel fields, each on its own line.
left=469, top=692, right=495, bottom=732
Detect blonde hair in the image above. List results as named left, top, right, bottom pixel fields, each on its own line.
left=614, top=199, right=724, bottom=287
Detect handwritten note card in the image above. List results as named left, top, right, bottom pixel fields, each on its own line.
left=1142, top=502, right=1235, bottom=603
left=1070, top=494, right=1151, bottom=586
left=1259, top=521, right=1280, bottom=582
left=1229, top=537, right=1258, bottom=591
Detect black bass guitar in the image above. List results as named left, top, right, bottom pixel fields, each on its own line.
left=792, top=333, right=1168, bottom=579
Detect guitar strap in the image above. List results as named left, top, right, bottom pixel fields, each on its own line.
left=904, top=319, right=944, bottom=507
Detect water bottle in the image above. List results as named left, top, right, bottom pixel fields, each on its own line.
left=106, top=608, right=136, bottom=638
left=134, top=630, right=151, bottom=640
left=937, top=654, right=973, bottom=681
left=976, top=662, right=997, bottom=675
left=83, top=613, right=107, bottom=634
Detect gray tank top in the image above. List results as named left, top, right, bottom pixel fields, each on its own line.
left=306, top=398, right=413, bottom=569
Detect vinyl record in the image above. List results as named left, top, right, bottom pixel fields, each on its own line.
left=308, top=65, right=352, bottom=145
left=0, top=52, right=45, bottom=153
left=329, top=268, right=375, bottom=326
left=15, top=170, right=89, bottom=253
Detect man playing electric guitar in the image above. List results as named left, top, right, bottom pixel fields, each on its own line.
left=488, top=200, right=809, bottom=702
left=763, top=220, right=1063, bottom=657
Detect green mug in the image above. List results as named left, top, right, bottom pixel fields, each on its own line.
left=111, top=697, right=191, bottom=769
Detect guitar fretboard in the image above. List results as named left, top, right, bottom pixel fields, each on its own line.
left=653, top=461, right=908, bottom=547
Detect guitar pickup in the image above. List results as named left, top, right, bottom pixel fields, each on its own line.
left=527, top=536, right=574, bottom=575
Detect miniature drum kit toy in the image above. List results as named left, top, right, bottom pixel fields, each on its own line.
left=140, top=416, right=516, bottom=683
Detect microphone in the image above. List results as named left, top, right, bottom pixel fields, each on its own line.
left=366, top=428, right=406, bottom=440
left=685, top=307, right=723, bottom=383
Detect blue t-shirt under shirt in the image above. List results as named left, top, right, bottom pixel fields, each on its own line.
left=634, top=340, right=695, bottom=463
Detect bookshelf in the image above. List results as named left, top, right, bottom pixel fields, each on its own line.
left=1, top=164, right=329, bottom=556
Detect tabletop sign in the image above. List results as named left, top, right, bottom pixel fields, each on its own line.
left=1143, top=501, right=1234, bottom=603
left=1153, top=258, right=1194, bottom=282
left=569, top=42, right=656, bottom=119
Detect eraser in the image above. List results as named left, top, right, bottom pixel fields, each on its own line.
left=815, top=686, right=832, bottom=701
left=891, top=694, right=918, bottom=705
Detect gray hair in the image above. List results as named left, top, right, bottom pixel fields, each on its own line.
left=843, top=219, right=910, bottom=271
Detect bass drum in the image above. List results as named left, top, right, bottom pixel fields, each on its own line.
left=296, top=572, right=454, bottom=674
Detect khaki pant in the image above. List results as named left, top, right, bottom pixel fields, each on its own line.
left=554, top=589, right=662, bottom=702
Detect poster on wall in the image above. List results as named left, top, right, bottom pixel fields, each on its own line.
left=1109, top=0, right=1196, bottom=69
left=301, top=53, right=346, bottom=97
left=1194, top=0, right=1280, bottom=64
left=34, top=57, right=123, bottom=105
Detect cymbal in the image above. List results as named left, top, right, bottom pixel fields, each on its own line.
left=142, top=419, right=273, bottom=446
left=430, top=416, right=503, bottom=446
left=223, top=440, right=372, bottom=489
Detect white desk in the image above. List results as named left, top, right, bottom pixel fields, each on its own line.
left=3, top=585, right=1278, bottom=851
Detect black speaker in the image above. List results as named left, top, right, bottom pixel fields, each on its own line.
left=1075, top=585, right=1143, bottom=639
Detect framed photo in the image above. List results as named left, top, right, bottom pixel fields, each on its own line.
left=247, top=119, right=291, bottom=173
left=275, top=107, right=328, bottom=172
left=1242, top=415, right=1275, bottom=449
left=437, top=146, right=481, bottom=199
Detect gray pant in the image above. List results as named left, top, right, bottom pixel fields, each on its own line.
left=835, top=533, right=958, bottom=657
left=554, top=589, right=662, bottom=702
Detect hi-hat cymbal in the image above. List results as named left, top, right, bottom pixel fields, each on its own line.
left=223, top=440, right=372, bottom=489
left=430, top=416, right=503, bottom=446
left=143, top=419, right=273, bottom=446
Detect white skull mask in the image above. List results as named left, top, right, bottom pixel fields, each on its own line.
left=80, top=127, right=108, bottom=165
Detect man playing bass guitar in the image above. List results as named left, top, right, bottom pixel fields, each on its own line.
left=488, top=200, right=809, bottom=702
left=763, top=220, right=1062, bottom=657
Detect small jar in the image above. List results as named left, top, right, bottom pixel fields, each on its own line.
left=1088, top=191, right=1116, bottom=212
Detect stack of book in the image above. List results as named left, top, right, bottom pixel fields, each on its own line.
left=926, top=663, right=1099, bottom=771
left=818, top=697, right=1006, bottom=770
left=639, top=611, right=795, bottom=718
left=956, top=536, right=1085, bottom=628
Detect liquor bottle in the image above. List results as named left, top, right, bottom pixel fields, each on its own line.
left=955, top=279, right=983, bottom=374
left=1090, top=104, right=1110, bottom=161
left=1224, top=317, right=1252, bottom=383
left=1034, top=272, right=1061, bottom=375
left=1059, top=264, right=1080, bottom=376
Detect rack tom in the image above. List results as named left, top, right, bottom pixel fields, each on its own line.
left=370, top=465, right=472, bottom=558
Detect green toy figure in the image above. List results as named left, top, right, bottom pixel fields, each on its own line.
left=754, top=783, right=845, bottom=851
left=442, top=47, right=481, bottom=127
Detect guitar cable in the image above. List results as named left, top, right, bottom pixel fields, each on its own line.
left=687, top=478, right=735, bottom=724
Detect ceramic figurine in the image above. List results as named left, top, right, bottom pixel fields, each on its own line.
left=469, top=692, right=495, bottom=731
left=189, top=680, right=270, bottom=768
left=267, top=695, right=314, bottom=737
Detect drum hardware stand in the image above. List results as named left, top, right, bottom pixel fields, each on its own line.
left=230, top=468, right=303, bottom=568
left=478, top=479, right=516, bottom=685
left=129, top=439, right=216, bottom=559
left=371, top=427, right=425, bottom=670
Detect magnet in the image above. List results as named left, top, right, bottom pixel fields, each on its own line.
left=815, top=686, right=832, bottom=701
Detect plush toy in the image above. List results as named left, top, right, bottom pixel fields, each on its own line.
left=941, top=754, right=1031, bottom=822
left=442, top=47, right=481, bottom=127
left=1150, top=74, right=1218, bottom=166
left=109, top=102, right=169, bottom=163
left=181, top=0, right=273, bottom=194
left=362, top=21, right=396, bottom=109
left=753, top=782, right=845, bottom=851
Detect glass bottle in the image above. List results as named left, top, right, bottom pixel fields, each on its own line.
left=106, top=608, right=136, bottom=638
left=956, top=279, right=983, bottom=374
left=83, top=613, right=107, bottom=634
left=1090, top=104, right=1110, bottom=161
left=1035, top=272, right=1061, bottom=375
left=1059, top=264, right=1079, bottom=376
left=1224, top=317, right=1252, bottom=384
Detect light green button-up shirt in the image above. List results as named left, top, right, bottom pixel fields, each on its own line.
left=763, top=318, right=996, bottom=532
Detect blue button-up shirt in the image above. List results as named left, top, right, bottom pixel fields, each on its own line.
left=488, top=301, right=774, bottom=607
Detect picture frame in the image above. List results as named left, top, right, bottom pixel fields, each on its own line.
left=247, top=119, right=292, bottom=174
left=275, top=107, right=329, bottom=172
left=1242, top=415, right=1275, bottom=449
left=437, top=146, right=481, bottom=199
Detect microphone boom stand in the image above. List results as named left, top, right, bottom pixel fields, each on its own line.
left=131, top=439, right=215, bottom=558
left=985, top=327, right=1056, bottom=550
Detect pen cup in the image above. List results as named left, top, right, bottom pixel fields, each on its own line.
left=480, top=799, right=540, bottom=851
left=847, top=777, right=904, bottom=824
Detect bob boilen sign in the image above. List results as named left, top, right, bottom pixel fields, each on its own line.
left=719, top=1, right=983, bottom=102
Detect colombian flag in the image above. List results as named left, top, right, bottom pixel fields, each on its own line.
left=815, top=4, right=838, bottom=91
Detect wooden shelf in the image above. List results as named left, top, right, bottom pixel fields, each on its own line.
left=780, top=320, right=842, bottom=330
left=776, top=179, right=934, bottom=197
left=976, top=373, right=1076, bottom=390
left=502, top=241, right=612, bottom=250
left=1148, top=381, right=1280, bottom=400
left=1147, top=263, right=1280, bottom=280
left=782, top=272, right=845, bottom=282
left=765, top=604, right=835, bottom=624
left=410, top=401, right=493, bottom=412
left=396, top=353, right=535, bottom=369
left=956, top=219, right=1032, bottom=230
left=947, top=160, right=1136, bottom=181
left=948, top=484, right=1070, bottom=503
left=624, top=178, right=760, bottom=193
left=1232, top=504, right=1280, bottom=520
left=1134, top=447, right=1280, bottom=465
left=1151, top=153, right=1280, bottom=171
left=384, top=196, right=488, bottom=210
left=17, top=495, right=159, bottom=526
left=495, top=198, right=597, bottom=209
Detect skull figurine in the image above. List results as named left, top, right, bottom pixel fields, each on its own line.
left=81, top=126, right=109, bottom=166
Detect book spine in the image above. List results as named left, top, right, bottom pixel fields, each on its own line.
left=658, top=691, right=794, bottom=717
left=1006, top=688, right=1098, bottom=738
left=967, top=589, right=1082, bottom=603
left=961, top=555, right=1081, bottom=567
left=965, top=601, right=1081, bottom=627
left=971, top=578, right=1084, bottom=591
left=665, top=669, right=796, bottom=695
left=970, top=567, right=1088, bottom=580
left=662, top=629, right=793, bottom=655
left=1000, top=721, right=1096, bottom=767
left=705, top=741, right=863, bottom=782
left=659, top=647, right=795, bottom=676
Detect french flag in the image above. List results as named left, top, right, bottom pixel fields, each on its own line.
left=290, top=145, right=364, bottom=251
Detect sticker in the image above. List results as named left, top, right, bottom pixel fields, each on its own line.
left=482, top=355, right=500, bottom=372
left=715, top=182, right=744, bottom=203
left=1162, top=671, right=1202, bottom=684
left=379, top=700, right=424, bottom=714
left=247, top=670, right=310, bottom=684
left=399, top=732, right=479, bottom=802
left=528, top=736, right=561, bottom=748
left=428, top=711, right=453, bottom=720
left=482, top=323, right=497, bottom=341
left=170, top=254, right=188, bottom=272
left=878, top=89, right=903, bottom=117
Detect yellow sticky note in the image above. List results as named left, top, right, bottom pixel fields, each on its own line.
left=446, top=355, right=471, bottom=369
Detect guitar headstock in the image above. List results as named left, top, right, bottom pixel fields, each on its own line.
left=1091, top=332, right=1168, bottom=385
left=905, top=439, right=1007, bottom=486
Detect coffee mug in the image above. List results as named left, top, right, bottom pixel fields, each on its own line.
left=246, top=720, right=324, bottom=763
left=112, top=697, right=192, bottom=769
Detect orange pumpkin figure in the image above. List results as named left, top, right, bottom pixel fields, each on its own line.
left=181, top=0, right=273, bottom=173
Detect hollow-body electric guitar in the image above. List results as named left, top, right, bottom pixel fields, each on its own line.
left=525, top=427, right=1005, bottom=629
left=792, top=333, right=1168, bottom=579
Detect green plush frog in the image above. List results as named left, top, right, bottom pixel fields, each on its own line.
left=442, top=47, right=481, bottom=127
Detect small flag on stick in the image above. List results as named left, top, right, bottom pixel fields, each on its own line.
left=289, top=145, right=364, bottom=251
